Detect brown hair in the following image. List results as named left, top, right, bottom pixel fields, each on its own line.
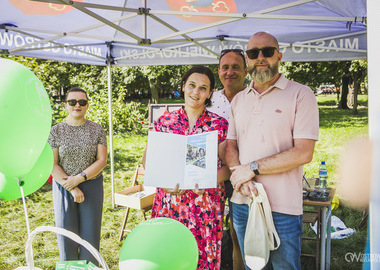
left=180, top=66, right=215, bottom=107
left=65, top=87, right=88, bottom=101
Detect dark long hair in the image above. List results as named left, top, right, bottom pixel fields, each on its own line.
left=180, top=65, right=215, bottom=107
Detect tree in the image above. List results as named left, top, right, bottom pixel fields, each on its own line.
left=1, top=55, right=146, bottom=133
left=282, top=60, right=367, bottom=113
left=139, top=65, right=189, bottom=104
left=349, top=60, right=367, bottom=115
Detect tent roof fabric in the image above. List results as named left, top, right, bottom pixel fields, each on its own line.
left=0, top=0, right=367, bottom=66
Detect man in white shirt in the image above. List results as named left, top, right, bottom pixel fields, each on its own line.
left=210, top=49, right=247, bottom=120
left=208, top=48, right=248, bottom=270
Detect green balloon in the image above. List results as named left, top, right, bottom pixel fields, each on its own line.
left=119, top=217, right=199, bottom=270
left=0, top=59, right=52, bottom=177
left=0, top=142, right=53, bottom=201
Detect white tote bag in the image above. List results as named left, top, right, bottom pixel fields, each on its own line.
left=244, top=182, right=280, bottom=270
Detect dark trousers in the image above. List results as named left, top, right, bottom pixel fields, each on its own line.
left=53, top=175, right=103, bottom=265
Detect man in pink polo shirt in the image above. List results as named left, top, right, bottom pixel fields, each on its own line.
left=225, top=32, right=319, bottom=269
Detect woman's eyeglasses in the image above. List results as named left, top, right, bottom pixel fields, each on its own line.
left=66, top=99, right=88, bottom=106
left=246, top=47, right=278, bottom=59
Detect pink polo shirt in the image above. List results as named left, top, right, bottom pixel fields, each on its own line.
left=227, top=74, right=319, bottom=215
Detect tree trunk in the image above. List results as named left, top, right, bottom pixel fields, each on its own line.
left=338, top=76, right=350, bottom=109
left=347, top=83, right=354, bottom=108
left=149, top=78, right=159, bottom=104
left=352, top=75, right=359, bottom=115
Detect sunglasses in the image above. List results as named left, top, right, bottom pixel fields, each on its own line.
left=66, top=99, right=88, bottom=106
left=220, top=49, right=247, bottom=65
left=220, top=49, right=244, bottom=57
left=246, top=47, right=278, bottom=59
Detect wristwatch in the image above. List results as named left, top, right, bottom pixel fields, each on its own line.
left=250, top=161, right=260, bottom=175
left=80, top=171, right=87, bottom=181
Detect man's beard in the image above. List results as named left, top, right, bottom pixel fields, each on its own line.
left=248, top=61, right=278, bottom=83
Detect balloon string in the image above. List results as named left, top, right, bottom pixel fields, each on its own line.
left=18, top=178, right=35, bottom=269
left=20, top=186, right=31, bottom=236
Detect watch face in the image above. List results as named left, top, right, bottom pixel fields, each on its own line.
left=250, top=162, right=258, bottom=171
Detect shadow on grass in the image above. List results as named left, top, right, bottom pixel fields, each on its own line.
left=103, top=150, right=142, bottom=174
left=319, top=107, right=368, bottom=129
left=317, top=96, right=340, bottom=107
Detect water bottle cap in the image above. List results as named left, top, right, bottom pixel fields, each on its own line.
left=321, top=161, right=325, bottom=165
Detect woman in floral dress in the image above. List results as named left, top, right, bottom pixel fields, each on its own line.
left=147, top=66, right=230, bottom=270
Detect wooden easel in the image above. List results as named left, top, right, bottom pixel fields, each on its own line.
left=118, top=165, right=153, bottom=241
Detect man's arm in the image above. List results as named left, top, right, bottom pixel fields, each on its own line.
left=217, top=141, right=231, bottom=184
left=225, top=139, right=241, bottom=168
left=230, top=138, right=316, bottom=191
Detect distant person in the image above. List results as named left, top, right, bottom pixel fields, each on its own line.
left=174, top=90, right=180, bottom=99
left=48, top=88, right=107, bottom=265
left=144, top=66, right=230, bottom=269
left=208, top=48, right=248, bottom=270
left=225, top=32, right=319, bottom=269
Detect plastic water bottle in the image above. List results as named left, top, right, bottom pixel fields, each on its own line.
left=318, top=161, right=328, bottom=193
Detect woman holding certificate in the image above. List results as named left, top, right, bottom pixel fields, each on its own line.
left=146, top=66, right=230, bottom=270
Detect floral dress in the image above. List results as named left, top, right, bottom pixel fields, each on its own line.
left=151, top=107, right=228, bottom=270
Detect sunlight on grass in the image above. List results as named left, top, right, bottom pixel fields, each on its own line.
left=304, top=95, right=368, bottom=186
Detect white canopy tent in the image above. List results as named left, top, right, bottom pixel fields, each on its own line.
left=1, top=0, right=367, bottom=65
left=1, top=1, right=378, bottom=268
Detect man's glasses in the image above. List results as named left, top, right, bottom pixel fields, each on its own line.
left=246, top=47, right=278, bottom=59
left=66, top=99, right=88, bottom=106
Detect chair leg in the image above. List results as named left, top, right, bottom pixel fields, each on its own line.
left=119, top=207, right=130, bottom=241
left=141, top=210, right=147, bottom=221
left=316, top=208, right=321, bottom=269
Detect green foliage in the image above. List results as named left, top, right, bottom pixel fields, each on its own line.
left=51, top=101, right=68, bottom=126
left=87, top=89, right=147, bottom=135
left=2, top=55, right=147, bottom=134
left=281, top=60, right=367, bottom=89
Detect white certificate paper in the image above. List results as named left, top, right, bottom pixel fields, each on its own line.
left=144, top=130, right=218, bottom=189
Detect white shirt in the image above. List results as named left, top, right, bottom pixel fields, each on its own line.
left=208, top=89, right=231, bottom=121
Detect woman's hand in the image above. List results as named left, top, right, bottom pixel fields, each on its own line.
left=192, top=183, right=205, bottom=195
left=70, top=187, right=85, bottom=203
left=62, top=175, right=83, bottom=191
left=163, top=183, right=185, bottom=196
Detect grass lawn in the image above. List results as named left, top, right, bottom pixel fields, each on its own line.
left=0, top=95, right=369, bottom=269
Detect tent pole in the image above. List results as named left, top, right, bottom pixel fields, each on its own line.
left=142, top=0, right=147, bottom=41
left=107, top=46, right=115, bottom=208
left=368, top=0, right=380, bottom=268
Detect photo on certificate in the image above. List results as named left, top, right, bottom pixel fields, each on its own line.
left=186, top=137, right=206, bottom=169
left=144, top=130, right=218, bottom=189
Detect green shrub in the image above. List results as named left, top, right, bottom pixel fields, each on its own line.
left=87, top=89, right=147, bottom=135
left=51, top=89, right=148, bottom=135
